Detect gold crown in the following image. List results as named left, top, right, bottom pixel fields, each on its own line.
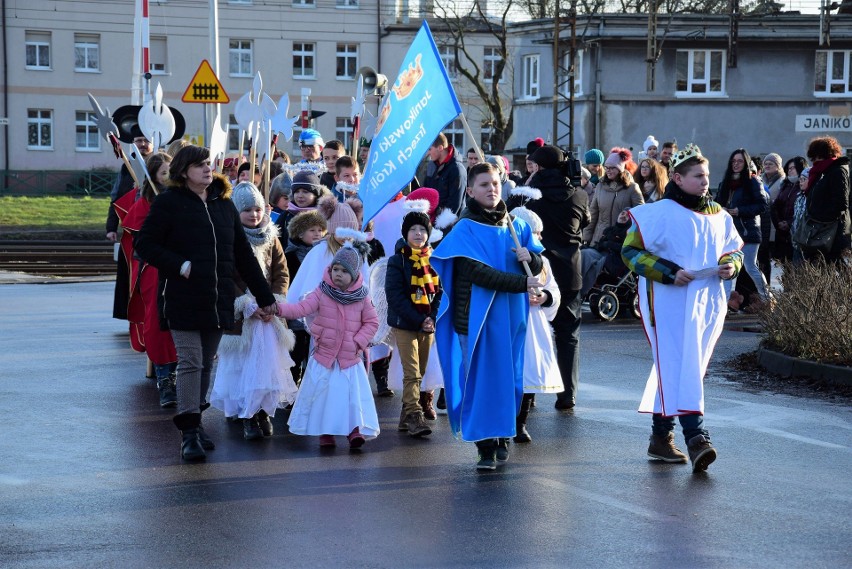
left=392, top=54, right=424, bottom=101
left=670, top=143, right=703, bottom=171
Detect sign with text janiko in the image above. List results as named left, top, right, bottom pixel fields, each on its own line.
left=360, top=20, right=462, bottom=227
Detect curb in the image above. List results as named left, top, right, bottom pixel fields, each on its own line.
left=758, top=348, right=852, bottom=387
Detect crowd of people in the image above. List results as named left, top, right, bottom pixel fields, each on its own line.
left=108, top=126, right=851, bottom=472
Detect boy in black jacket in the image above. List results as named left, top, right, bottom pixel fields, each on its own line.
left=385, top=203, right=443, bottom=437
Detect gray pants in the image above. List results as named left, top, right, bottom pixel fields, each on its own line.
left=170, top=329, right=223, bottom=415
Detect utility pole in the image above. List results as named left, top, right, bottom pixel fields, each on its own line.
left=728, top=0, right=739, bottom=68
left=646, top=0, right=659, bottom=91
left=552, top=1, right=577, bottom=151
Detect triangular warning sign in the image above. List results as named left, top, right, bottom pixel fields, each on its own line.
left=182, top=60, right=230, bottom=104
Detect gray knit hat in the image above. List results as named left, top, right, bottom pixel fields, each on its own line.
left=763, top=153, right=783, bottom=170
left=331, top=240, right=370, bottom=282
left=232, top=182, right=264, bottom=212
left=270, top=172, right=293, bottom=204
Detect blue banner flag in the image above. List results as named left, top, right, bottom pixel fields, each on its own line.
left=360, top=20, right=462, bottom=228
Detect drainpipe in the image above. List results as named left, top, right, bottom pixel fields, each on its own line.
left=2, top=0, right=9, bottom=179
left=594, top=17, right=603, bottom=149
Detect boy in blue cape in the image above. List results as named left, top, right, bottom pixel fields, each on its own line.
left=432, top=162, right=544, bottom=470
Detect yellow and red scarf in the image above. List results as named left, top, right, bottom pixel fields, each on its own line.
left=403, top=245, right=439, bottom=314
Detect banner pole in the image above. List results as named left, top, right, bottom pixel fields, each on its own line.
left=458, top=113, right=484, bottom=163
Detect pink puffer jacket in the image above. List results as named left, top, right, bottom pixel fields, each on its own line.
left=278, top=270, right=379, bottom=370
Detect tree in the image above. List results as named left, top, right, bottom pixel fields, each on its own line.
left=433, top=1, right=515, bottom=152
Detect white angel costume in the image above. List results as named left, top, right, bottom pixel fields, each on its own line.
left=628, top=199, right=743, bottom=416
left=522, top=256, right=563, bottom=393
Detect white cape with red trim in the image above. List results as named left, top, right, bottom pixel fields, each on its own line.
left=629, top=199, right=743, bottom=416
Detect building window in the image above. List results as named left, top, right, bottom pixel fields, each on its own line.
left=75, top=111, right=100, bottom=151
left=229, top=39, right=253, bottom=77
left=293, top=43, right=315, bottom=79
left=229, top=0, right=253, bottom=4
left=438, top=45, right=457, bottom=79
left=444, top=118, right=465, bottom=150
left=27, top=109, right=53, bottom=150
left=484, top=47, right=502, bottom=83
left=337, top=0, right=359, bottom=6
left=25, top=31, right=51, bottom=70
left=336, top=118, right=354, bottom=149
left=227, top=114, right=241, bottom=152
left=521, top=54, right=540, bottom=100
left=150, top=36, right=168, bottom=74
left=336, top=44, right=358, bottom=80
left=74, top=34, right=100, bottom=72
left=815, top=50, right=852, bottom=97
left=480, top=120, right=493, bottom=153
left=562, top=49, right=584, bottom=97
left=675, top=49, right=725, bottom=96
left=293, top=0, right=315, bottom=6
left=292, top=127, right=303, bottom=155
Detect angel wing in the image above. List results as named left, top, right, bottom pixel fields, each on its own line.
left=368, top=257, right=392, bottom=346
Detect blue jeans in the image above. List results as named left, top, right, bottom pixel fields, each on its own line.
left=725, top=243, right=768, bottom=300
left=652, top=413, right=707, bottom=443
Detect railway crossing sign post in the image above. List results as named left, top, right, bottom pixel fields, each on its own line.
left=182, top=60, right=229, bottom=147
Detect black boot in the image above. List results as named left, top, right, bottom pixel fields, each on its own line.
left=373, top=356, right=394, bottom=397
left=173, top=413, right=206, bottom=461
left=243, top=416, right=263, bottom=441
left=514, top=393, right=533, bottom=443
left=256, top=410, right=273, bottom=437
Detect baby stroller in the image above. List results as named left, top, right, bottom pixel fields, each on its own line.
left=585, top=269, right=640, bottom=322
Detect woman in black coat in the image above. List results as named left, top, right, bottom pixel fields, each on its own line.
left=514, top=145, right=590, bottom=410
left=135, top=145, right=277, bottom=461
left=801, top=136, right=851, bottom=263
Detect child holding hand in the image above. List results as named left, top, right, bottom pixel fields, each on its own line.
left=276, top=238, right=380, bottom=449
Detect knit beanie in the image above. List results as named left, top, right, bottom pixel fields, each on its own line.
left=526, top=137, right=545, bottom=156
left=401, top=198, right=433, bottom=240
left=270, top=172, right=293, bottom=203
left=318, top=194, right=359, bottom=236
left=406, top=187, right=440, bottom=223
left=604, top=148, right=631, bottom=172
left=581, top=167, right=592, bottom=180
left=763, top=153, right=783, bottom=170
left=584, top=148, right=605, bottom=165
left=287, top=209, right=327, bottom=240
left=292, top=170, right=323, bottom=197
left=237, top=162, right=258, bottom=178
left=299, top=128, right=324, bottom=147
left=331, top=241, right=368, bottom=282
left=510, top=206, right=543, bottom=233
left=232, top=182, right=265, bottom=212
left=642, top=135, right=659, bottom=153
left=530, top=145, right=564, bottom=170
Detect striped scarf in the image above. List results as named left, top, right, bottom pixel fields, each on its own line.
left=403, top=245, right=439, bottom=314
left=320, top=280, right=369, bottom=305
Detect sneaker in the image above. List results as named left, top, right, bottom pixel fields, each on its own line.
left=496, top=438, right=510, bottom=463
left=243, top=417, right=263, bottom=441
left=397, top=408, right=409, bottom=431
left=687, top=434, right=717, bottom=472
left=319, top=434, right=336, bottom=447
left=647, top=432, right=688, bottom=463
left=405, top=412, right=432, bottom=437
left=475, top=440, right=497, bottom=471
left=157, top=377, right=177, bottom=408
left=348, top=427, right=366, bottom=449
left=256, top=410, right=273, bottom=437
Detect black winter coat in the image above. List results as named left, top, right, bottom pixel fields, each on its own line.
left=385, top=240, right=443, bottom=331
left=135, top=174, right=275, bottom=331
left=423, top=145, right=467, bottom=214
left=716, top=174, right=767, bottom=244
left=516, top=167, right=590, bottom=292
left=806, top=156, right=851, bottom=256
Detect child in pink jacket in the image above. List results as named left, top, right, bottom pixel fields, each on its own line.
left=277, top=238, right=380, bottom=449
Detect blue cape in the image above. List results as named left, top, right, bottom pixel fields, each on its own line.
left=431, top=215, right=544, bottom=441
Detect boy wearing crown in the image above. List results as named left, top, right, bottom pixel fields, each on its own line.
left=621, top=144, right=743, bottom=473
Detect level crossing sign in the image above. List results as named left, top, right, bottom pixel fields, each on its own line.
left=182, top=60, right=230, bottom=104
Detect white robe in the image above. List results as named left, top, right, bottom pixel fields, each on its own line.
left=522, top=257, right=563, bottom=393
left=629, top=199, right=743, bottom=416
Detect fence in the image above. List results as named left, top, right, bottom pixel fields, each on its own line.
left=0, top=170, right=118, bottom=196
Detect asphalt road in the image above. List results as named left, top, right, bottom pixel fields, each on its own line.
left=0, top=281, right=849, bottom=568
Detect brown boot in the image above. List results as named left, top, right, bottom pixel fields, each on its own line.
left=420, top=391, right=436, bottom=420
left=404, top=412, right=432, bottom=437
left=647, top=432, right=688, bottom=463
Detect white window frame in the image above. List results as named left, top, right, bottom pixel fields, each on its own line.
left=75, top=111, right=101, bottom=152
left=480, top=121, right=493, bottom=153
left=336, top=44, right=359, bottom=80
left=336, top=117, right=353, bottom=148
left=814, top=50, right=852, bottom=97
left=227, top=114, right=241, bottom=153
left=293, top=42, right=316, bottom=79
left=336, top=0, right=359, bottom=7
left=292, top=127, right=303, bottom=155
left=149, top=36, right=168, bottom=74
left=229, top=39, right=253, bottom=77
left=444, top=118, right=465, bottom=150
left=27, top=109, right=53, bottom=150
left=74, top=34, right=100, bottom=73
left=438, top=45, right=457, bottom=79
left=292, top=0, right=315, bottom=7
left=521, top=54, right=540, bottom=100
left=25, top=31, right=51, bottom=70
left=675, top=49, right=726, bottom=98
left=229, top=0, right=253, bottom=4
left=562, top=49, right=584, bottom=97
left=483, top=46, right=503, bottom=83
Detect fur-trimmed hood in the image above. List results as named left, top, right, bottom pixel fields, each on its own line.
left=168, top=172, right=232, bottom=200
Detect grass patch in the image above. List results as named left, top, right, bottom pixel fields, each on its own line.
left=0, top=196, right=111, bottom=230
